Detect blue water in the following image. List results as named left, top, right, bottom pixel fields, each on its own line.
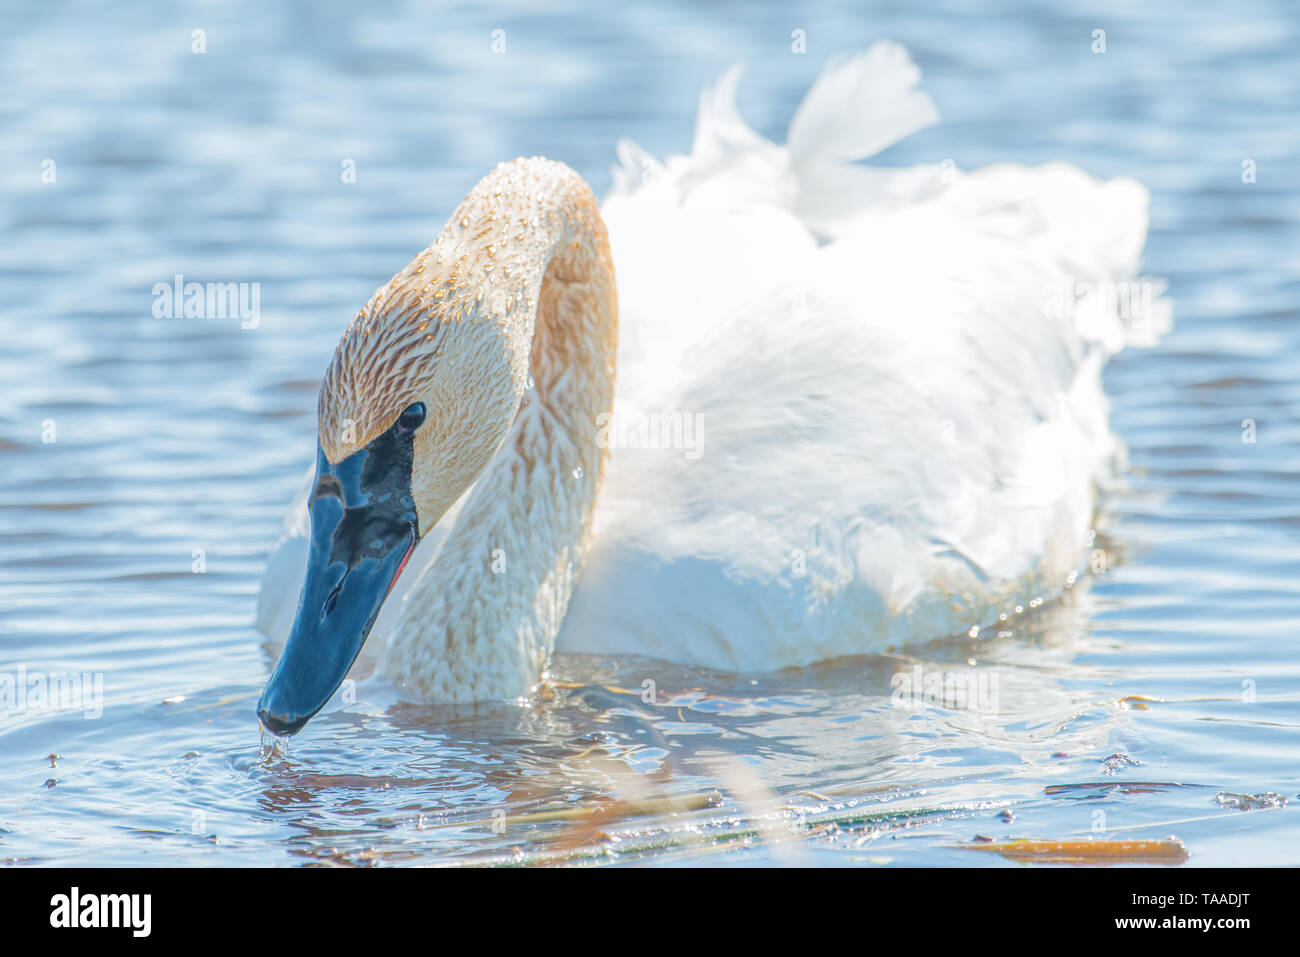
left=1, top=0, right=1298, bottom=865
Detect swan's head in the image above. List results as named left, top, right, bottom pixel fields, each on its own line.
left=257, top=247, right=531, bottom=735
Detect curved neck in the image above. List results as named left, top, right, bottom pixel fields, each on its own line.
left=385, top=159, right=618, bottom=702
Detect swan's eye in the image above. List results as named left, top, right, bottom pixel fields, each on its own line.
left=397, top=402, right=426, bottom=432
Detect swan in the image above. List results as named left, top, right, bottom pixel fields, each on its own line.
left=255, top=42, right=1168, bottom=735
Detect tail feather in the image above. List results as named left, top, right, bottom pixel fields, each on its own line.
left=787, top=41, right=940, bottom=167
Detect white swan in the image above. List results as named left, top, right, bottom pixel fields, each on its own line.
left=255, top=42, right=1168, bottom=734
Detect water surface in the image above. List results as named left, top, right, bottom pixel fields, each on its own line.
left=1, top=0, right=1298, bottom=866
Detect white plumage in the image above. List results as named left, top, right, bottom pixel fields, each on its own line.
left=257, top=42, right=1168, bottom=688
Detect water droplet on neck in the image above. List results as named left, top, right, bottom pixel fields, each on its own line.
left=571, top=466, right=584, bottom=480
left=525, top=374, right=535, bottom=390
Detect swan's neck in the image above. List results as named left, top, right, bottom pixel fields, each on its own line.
left=384, top=159, right=618, bottom=702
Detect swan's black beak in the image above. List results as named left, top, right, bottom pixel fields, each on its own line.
left=257, top=429, right=419, bottom=737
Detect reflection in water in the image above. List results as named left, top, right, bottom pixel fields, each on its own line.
left=218, top=582, right=1136, bottom=865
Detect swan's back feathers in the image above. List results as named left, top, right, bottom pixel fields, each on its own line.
left=565, top=207, right=1124, bottom=668
left=939, top=163, right=1171, bottom=351
left=561, top=46, right=1169, bottom=669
